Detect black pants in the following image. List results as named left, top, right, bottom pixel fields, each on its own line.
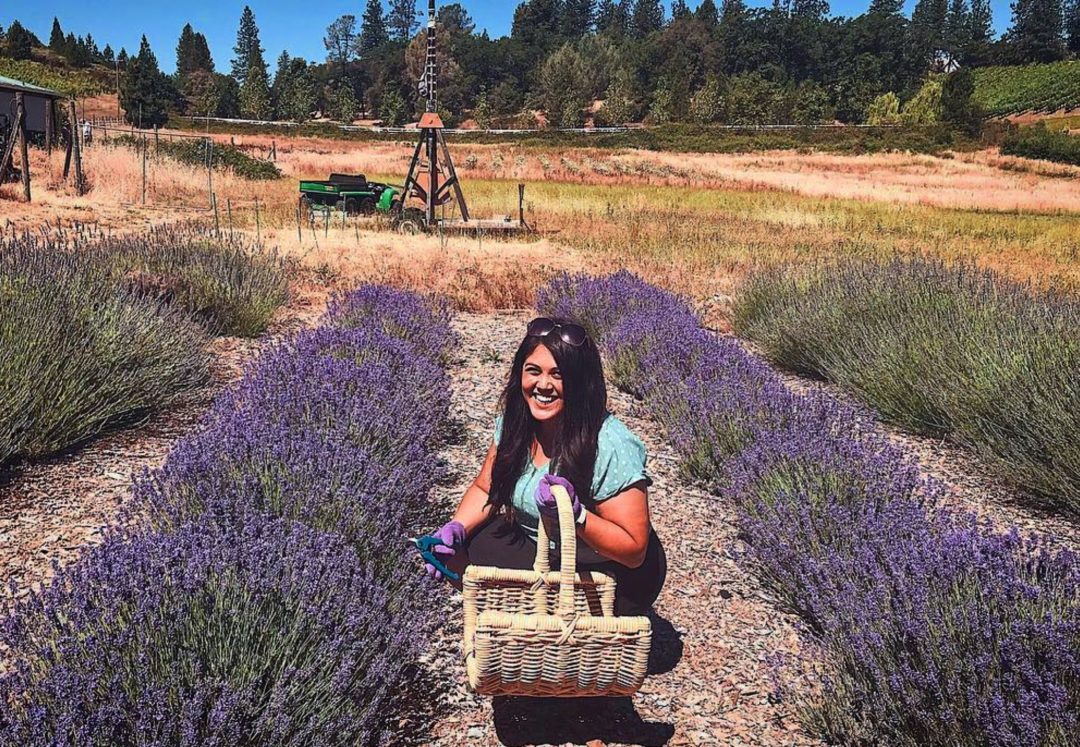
left=464, top=517, right=667, bottom=616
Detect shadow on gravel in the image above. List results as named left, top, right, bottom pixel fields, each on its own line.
left=490, top=608, right=681, bottom=746
left=492, top=694, right=675, bottom=746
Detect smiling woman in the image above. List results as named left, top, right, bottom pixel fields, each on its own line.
left=419, top=315, right=667, bottom=616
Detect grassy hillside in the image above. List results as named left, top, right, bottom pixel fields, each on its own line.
left=973, top=61, right=1080, bottom=117
left=0, top=53, right=110, bottom=98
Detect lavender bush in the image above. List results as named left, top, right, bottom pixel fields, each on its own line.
left=732, top=257, right=1080, bottom=516
left=326, top=283, right=455, bottom=363
left=0, top=239, right=209, bottom=467
left=540, top=271, right=1080, bottom=746
left=2, top=284, right=453, bottom=743
left=0, top=512, right=421, bottom=745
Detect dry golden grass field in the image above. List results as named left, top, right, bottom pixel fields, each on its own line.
left=4, top=129, right=1078, bottom=323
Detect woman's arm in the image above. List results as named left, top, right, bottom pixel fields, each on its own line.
left=449, top=443, right=500, bottom=537
left=573, top=482, right=651, bottom=568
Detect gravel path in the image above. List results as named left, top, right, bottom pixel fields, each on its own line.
left=409, top=312, right=817, bottom=747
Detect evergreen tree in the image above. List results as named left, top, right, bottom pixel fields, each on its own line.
left=239, top=57, right=272, bottom=119
left=121, top=35, right=171, bottom=127
left=388, top=0, right=419, bottom=41
left=969, top=0, right=994, bottom=44
left=563, top=0, right=596, bottom=37
left=631, top=0, right=665, bottom=37
left=697, top=0, right=720, bottom=26
left=672, top=0, right=692, bottom=20
left=1008, top=0, right=1066, bottom=62
left=118, top=48, right=129, bottom=65
left=689, top=74, right=725, bottom=122
left=176, top=24, right=215, bottom=83
left=513, top=0, right=565, bottom=54
left=941, top=67, right=982, bottom=134
left=329, top=79, right=359, bottom=122
left=945, top=0, right=972, bottom=57
left=910, top=0, right=950, bottom=68
left=792, top=0, right=829, bottom=20
left=4, top=21, right=33, bottom=60
left=1067, top=0, right=1080, bottom=53
left=360, top=0, right=389, bottom=53
left=103, top=44, right=115, bottom=64
left=231, top=6, right=264, bottom=84
left=49, top=17, right=64, bottom=52
left=325, top=15, right=357, bottom=76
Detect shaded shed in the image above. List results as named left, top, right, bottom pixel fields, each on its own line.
left=0, top=75, right=63, bottom=138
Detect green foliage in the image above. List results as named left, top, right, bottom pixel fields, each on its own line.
left=231, top=6, right=264, bottom=84
left=121, top=36, right=172, bottom=128
left=115, top=134, right=281, bottom=181
left=379, top=89, right=408, bottom=126
left=0, top=57, right=106, bottom=97
left=537, top=44, right=591, bottom=127
left=1008, top=0, right=1068, bottom=63
left=972, top=60, right=1080, bottom=116
left=733, top=257, right=1080, bottom=516
left=867, top=92, right=902, bottom=125
left=901, top=76, right=943, bottom=125
left=1001, top=122, right=1080, bottom=165
left=940, top=68, right=983, bottom=135
left=240, top=59, right=272, bottom=120
left=3, top=21, right=33, bottom=60
left=360, top=0, right=389, bottom=52
left=689, top=75, right=725, bottom=124
left=600, top=67, right=641, bottom=125
left=328, top=80, right=359, bottom=123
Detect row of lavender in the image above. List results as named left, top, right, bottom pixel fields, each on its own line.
left=539, top=272, right=1079, bottom=746
left=1, top=286, right=451, bottom=744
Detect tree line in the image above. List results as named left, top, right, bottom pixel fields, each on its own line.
left=3, top=0, right=1080, bottom=129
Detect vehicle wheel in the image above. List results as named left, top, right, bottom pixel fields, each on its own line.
left=344, top=197, right=359, bottom=215
left=396, top=208, right=426, bottom=235
left=358, top=197, right=376, bottom=215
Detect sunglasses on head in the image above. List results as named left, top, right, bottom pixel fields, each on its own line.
left=526, top=317, right=588, bottom=347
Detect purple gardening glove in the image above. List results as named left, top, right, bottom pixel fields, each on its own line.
left=423, top=520, right=466, bottom=581
left=535, top=474, right=584, bottom=524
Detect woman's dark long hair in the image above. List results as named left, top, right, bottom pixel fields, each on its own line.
left=488, top=318, right=608, bottom=519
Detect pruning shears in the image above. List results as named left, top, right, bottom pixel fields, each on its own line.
left=407, top=535, right=461, bottom=581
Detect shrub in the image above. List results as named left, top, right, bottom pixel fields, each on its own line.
left=1001, top=123, right=1080, bottom=166
left=326, top=283, right=455, bottom=364
left=0, top=513, right=425, bottom=745
left=540, top=271, right=1080, bottom=746
left=114, top=134, right=281, bottom=180
left=732, top=257, right=1080, bottom=516
left=0, top=238, right=209, bottom=467
left=98, top=225, right=289, bottom=336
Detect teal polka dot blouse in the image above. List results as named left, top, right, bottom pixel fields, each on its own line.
left=492, top=411, right=653, bottom=563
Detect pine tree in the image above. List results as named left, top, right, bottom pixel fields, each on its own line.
left=697, top=0, right=720, bottom=27
left=969, top=0, right=994, bottom=43
left=177, top=24, right=198, bottom=82
left=792, top=0, right=829, bottom=20
left=239, top=57, right=272, bottom=119
left=49, top=17, right=65, bottom=52
left=325, top=15, right=357, bottom=76
left=329, top=80, right=359, bottom=122
left=388, top=0, right=419, bottom=41
left=1008, top=0, right=1066, bottom=62
left=122, top=35, right=171, bottom=128
left=945, top=0, right=972, bottom=57
left=910, top=0, right=950, bottom=66
left=232, top=6, right=264, bottom=84
left=868, top=0, right=904, bottom=13
left=103, top=44, right=115, bottom=64
left=4, top=21, right=33, bottom=60
left=672, top=0, right=692, bottom=20
left=1067, top=0, right=1080, bottom=53
left=562, top=0, right=596, bottom=37
left=360, top=0, right=389, bottom=53
left=630, top=0, right=664, bottom=37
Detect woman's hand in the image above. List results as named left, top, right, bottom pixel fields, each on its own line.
left=534, top=474, right=584, bottom=524
left=421, top=520, right=466, bottom=580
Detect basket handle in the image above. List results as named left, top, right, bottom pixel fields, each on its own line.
left=533, top=483, right=578, bottom=618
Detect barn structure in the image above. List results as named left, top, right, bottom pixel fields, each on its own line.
left=0, top=75, right=63, bottom=141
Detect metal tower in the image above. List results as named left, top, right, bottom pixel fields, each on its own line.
left=400, top=0, right=469, bottom=226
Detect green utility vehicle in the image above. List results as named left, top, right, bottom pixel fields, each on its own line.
left=298, top=173, right=400, bottom=215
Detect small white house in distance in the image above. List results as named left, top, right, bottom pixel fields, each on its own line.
left=0, top=75, right=63, bottom=139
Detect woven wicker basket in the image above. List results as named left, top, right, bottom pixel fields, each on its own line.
left=463, top=485, right=652, bottom=697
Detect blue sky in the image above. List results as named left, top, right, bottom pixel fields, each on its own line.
left=6, top=1, right=1015, bottom=75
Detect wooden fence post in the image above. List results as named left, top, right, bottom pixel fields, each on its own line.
left=68, top=99, right=85, bottom=195
left=15, top=93, right=31, bottom=201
